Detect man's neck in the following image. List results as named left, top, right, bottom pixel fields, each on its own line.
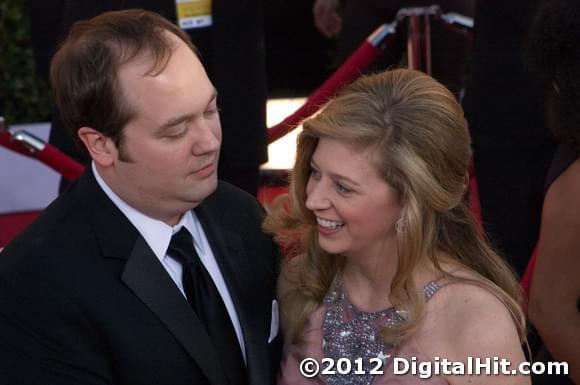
left=91, top=162, right=184, bottom=226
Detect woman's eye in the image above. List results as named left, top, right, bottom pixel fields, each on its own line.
left=335, top=182, right=352, bottom=194
left=310, top=167, right=321, bottom=180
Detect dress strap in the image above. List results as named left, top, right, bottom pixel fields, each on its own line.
left=422, top=279, right=442, bottom=301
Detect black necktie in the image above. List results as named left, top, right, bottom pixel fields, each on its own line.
left=168, top=228, right=247, bottom=385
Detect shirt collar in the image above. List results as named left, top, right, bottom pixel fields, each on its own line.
left=91, top=162, right=203, bottom=260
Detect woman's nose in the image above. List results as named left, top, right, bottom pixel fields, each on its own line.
left=305, top=181, right=331, bottom=211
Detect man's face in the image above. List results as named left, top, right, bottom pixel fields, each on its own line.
left=110, top=32, right=221, bottom=225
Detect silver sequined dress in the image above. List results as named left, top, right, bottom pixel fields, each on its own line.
left=322, top=275, right=441, bottom=385
left=277, top=275, right=446, bottom=385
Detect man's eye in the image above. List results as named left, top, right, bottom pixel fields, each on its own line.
left=165, top=130, right=187, bottom=139
left=204, top=108, right=220, bottom=118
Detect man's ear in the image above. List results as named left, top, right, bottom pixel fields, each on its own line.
left=77, top=127, right=117, bottom=167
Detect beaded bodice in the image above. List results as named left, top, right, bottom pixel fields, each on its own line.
left=321, top=275, right=442, bottom=385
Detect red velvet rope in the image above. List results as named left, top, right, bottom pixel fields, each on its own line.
left=0, top=129, right=32, bottom=157
left=36, top=143, right=84, bottom=181
left=267, top=42, right=382, bottom=144
left=0, top=129, right=84, bottom=182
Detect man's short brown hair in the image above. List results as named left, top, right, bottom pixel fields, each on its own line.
left=50, top=9, right=199, bottom=152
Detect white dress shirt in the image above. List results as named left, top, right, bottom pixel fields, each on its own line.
left=92, top=163, right=246, bottom=361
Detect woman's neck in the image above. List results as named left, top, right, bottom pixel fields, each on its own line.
left=340, top=250, right=398, bottom=312
left=340, top=251, right=442, bottom=313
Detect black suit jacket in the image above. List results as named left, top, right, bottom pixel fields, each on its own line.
left=0, top=170, right=281, bottom=385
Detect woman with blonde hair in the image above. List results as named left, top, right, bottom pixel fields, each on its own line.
left=265, top=69, right=528, bottom=384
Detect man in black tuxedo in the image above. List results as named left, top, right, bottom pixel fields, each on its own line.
left=0, top=9, right=280, bottom=385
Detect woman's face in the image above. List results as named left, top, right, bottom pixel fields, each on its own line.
left=305, top=137, right=402, bottom=261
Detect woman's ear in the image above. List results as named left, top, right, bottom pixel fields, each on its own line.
left=77, top=127, right=117, bottom=167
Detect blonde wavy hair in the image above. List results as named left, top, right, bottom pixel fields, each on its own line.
left=264, top=69, right=525, bottom=346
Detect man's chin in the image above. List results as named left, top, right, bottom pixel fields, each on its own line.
left=194, top=175, right=218, bottom=200
left=206, top=175, right=219, bottom=195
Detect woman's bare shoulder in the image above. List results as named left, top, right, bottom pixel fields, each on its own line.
left=413, top=275, right=528, bottom=384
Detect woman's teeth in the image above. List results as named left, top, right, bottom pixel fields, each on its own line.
left=317, top=217, right=345, bottom=229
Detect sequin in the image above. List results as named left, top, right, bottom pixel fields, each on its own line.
left=322, top=275, right=441, bottom=385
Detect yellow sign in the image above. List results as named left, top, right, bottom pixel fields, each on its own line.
left=175, top=0, right=212, bottom=30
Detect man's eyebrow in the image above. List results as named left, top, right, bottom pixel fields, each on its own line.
left=207, top=88, right=218, bottom=105
left=157, top=114, right=194, bottom=132
left=157, top=89, right=218, bottom=132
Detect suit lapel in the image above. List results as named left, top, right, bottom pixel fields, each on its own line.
left=121, top=237, right=229, bottom=385
left=195, top=204, right=270, bottom=385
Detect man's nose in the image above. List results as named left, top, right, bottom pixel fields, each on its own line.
left=192, top=122, right=221, bottom=155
